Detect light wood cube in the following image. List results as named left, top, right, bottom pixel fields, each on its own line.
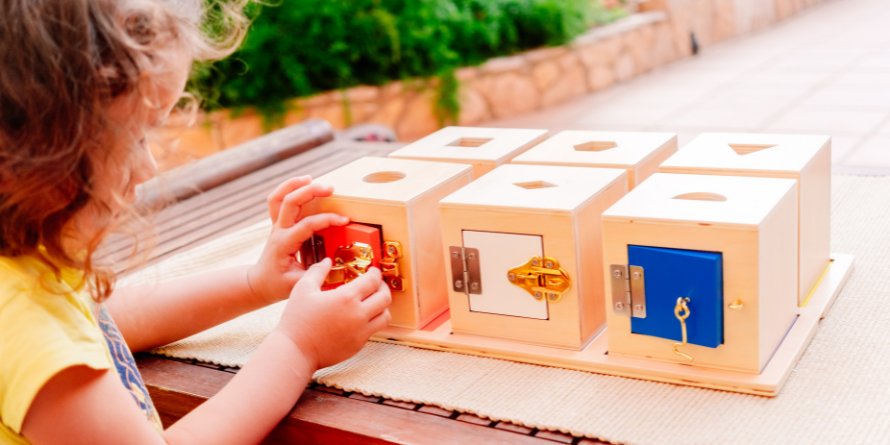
left=439, top=164, right=628, bottom=350
left=602, top=173, right=799, bottom=373
left=659, top=133, right=830, bottom=305
left=512, top=131, right=677, bottom=190
left=304, top=157, right=473, bottom=329
left=387, top=126, right=548, bottom=178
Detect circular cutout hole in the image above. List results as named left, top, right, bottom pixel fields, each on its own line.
left=362, top=171, right=406, bottom=184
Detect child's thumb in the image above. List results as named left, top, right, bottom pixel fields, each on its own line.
left=297, top=257, right=332, bottom=291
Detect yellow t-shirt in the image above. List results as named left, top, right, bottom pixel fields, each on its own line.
left=0, top=255, right=162, bottom=443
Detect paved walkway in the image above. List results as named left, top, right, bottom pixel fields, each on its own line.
left=487, top=0, right=890, bottom=175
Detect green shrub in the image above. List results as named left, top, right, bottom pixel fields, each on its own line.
left=194, top=0, right=627, bottom=120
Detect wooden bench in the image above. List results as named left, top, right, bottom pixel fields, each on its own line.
left=112, top=120, right=603, bottom=444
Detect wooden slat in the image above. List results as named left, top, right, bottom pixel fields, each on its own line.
left=139, top=119, right=334, bottom=209
left=136, top=355, right=554, bottom=445
left=103, top=144, right=358, bottom=255
left=105, top=141, right=405, bottom=276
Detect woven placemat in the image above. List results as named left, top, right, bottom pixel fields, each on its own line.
left=127, top=175, right=890, bottom=445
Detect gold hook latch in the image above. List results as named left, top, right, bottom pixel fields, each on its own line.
left=507, top=256, right=572, bottom=303
left=673, top=297, right=694, bottom=361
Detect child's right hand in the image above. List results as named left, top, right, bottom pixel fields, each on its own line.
left=274, top=257, right=392, bottom=370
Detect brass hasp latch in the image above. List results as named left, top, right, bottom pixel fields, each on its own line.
left=326, top=242, right=373, bottom=286
left=507, top=256, right=571, bottom=303
left=303, top=236, right=405, bottom=291
left=380, top=241, right=405, bottom=291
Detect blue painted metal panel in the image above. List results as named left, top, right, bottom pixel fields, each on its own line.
left=629, top=246, right=724, bottom=348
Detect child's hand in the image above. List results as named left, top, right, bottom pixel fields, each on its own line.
left=276, top=258, right=392, bottom=370
left=247, top=176, right=348, bottom=303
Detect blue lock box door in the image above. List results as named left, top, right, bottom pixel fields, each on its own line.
left=628, top=246, right=724, bottom=348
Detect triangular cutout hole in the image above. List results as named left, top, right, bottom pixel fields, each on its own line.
left=728, top=143, right=778, bottom=156
left=673, top=192, right=727, bottom=202
left=574, top=141, right=618, bottom=152
left=514, top=181, right=558, bottom=190
left=447, top=137, right=493, bottom=147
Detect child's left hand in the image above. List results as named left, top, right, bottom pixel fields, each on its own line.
left=247, top=176, right=348, bottom=303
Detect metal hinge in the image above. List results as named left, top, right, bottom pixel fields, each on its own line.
left=300, top=234, right=327, bottom=268
left=507, top=256, right=571, bottom=303
left=609, top=264, right=647, bottom=318
left=449, top=246, right=482, bottom=295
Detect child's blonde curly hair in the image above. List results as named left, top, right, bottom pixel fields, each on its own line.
left=0, top=0, right=251, bottom=301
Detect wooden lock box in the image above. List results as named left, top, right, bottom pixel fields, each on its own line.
left=511, top=131, right=677, bottom=190
left=387, top=126, right=549, bottom=178
left=301, top=157, right=473, bottom=329
left=658, top=133, right=831, bottom=305
left=602, top=173, right=799, bottom=373
left=439, top=164, right=628, bottom=350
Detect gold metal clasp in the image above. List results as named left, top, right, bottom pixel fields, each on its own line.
left=326, top=242, right=373, bottom=285
left=380, top=241, right=405, bottom=291
left=673, top=297, right=694, bottom=361
left=507, top=256, right=572, bottom=303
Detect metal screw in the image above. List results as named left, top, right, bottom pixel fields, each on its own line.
left=455, top=280, right=463, bottom=289
left=613, top=270, right=622, bottom=279
left=548, top=293, right=558, bottom=301
left=545, top=260, right=554, bottom=269
left=451, top=251, right=459, bottom=259
left=387, top=245, right=398, bottom=256
left=534, top=291, right=543, bottom=300
left=390, top=278, right=401, bottom=288
left=470, top=282, right=479, bottom=291
left=532, top=258, right=540, bottom=267
left=632, top=271, right=641, bottom=280
left=467, top=252, right=476, bottom=260
left=507, top=273, right=516, bottom=281
left=634, top=304, right=643, bottom=312
left=335, top=258, right=344, bottom=266
left=615, top=301, right=624, bottom=310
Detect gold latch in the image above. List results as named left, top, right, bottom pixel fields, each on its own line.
left=326, top=242, right=373, bottom=285
left=507, top=256, right=571, bottom=303
left=325, top=240, right=405, bottom=291
left=380, top=241, right=405, bottom=291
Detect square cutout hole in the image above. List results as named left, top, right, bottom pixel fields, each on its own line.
left=513, top=181, right=557, bottom=190
left=448, top=137, right=493, bottom=148
left=574, top=141, right=618, bottom=152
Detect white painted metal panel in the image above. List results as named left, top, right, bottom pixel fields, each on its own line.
left=462, top=231, right=547, bottom=320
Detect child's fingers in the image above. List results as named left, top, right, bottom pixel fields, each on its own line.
left=284, top=213, right=349, bottom=251
left=268, top=176, right=312, bottom=223
left=366, top=309, right=392, bottom=334
left=361, top=282, right=392, bottom=320
left=293, top=257, right=332, bottom=293
left=336, top=267, right=382, bottom=300
left=277, top=183, right=335, bottom=228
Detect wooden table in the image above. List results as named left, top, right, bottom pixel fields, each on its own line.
left=136, top=354, right=605, bottom=444
left=118, top=130, right=607, bottom=444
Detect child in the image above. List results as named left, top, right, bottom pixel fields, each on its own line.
left=0, top=0, right=392, bottom=443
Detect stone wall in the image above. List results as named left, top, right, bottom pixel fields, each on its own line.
left=153, top=0, right=830, bottom=171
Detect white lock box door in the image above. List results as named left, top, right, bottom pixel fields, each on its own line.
left=462, top=231, right=548, bottom=320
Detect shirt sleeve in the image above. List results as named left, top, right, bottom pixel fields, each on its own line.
left=0, top=291, right=111, bottom=434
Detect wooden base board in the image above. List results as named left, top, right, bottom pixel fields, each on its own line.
left=371, top=254, right=854, bottom=397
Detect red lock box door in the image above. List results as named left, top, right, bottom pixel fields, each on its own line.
left=299, top=223, right=383, bottom=290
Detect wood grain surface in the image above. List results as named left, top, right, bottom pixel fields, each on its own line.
left=137, top=354, right=600, bottom=444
